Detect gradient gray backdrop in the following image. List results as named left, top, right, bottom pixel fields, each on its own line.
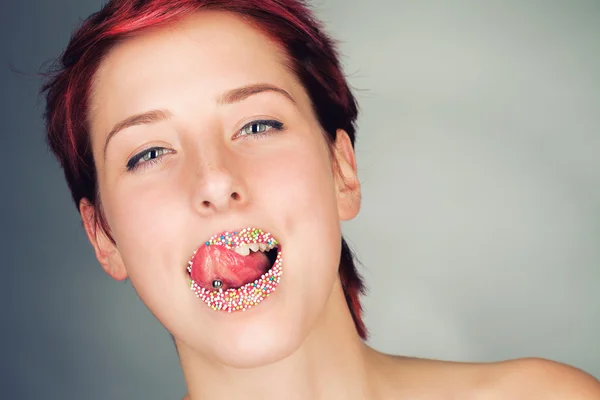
left=1, top=0, right=599, bottom=398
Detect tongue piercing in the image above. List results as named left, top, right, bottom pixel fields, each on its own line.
left=190, top=250, right=283, bottom=312
left=189, top=227, right=282, bottom=312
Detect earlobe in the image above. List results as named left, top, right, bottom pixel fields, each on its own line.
left=333, top=129, right=361, bottom=221
left=79, top=199, right=128, bottom=281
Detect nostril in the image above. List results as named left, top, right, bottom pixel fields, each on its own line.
left=231, top=192, right=240, bottom=201
left=202, top=200, right=211, bottom=208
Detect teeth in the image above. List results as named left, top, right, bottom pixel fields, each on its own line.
left=234, top=244, right=251, bottom=256
left=231, top=242, right=278, bottom=256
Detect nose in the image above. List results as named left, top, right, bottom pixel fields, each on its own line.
left=193, top=160, right=248, bottom=215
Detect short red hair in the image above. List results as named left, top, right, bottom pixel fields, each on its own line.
left=42, top=0, right=367, bottom=339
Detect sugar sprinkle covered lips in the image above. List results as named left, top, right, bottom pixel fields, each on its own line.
left=187, top=227, right=283, bottom=312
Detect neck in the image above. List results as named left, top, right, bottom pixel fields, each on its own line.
left=177, top=280, right=382, bottom=400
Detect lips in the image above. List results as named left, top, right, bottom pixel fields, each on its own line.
left=187, top=227, right=283, bottom=312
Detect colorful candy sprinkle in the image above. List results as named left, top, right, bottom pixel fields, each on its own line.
left=187, top=227, right=283, bottom=312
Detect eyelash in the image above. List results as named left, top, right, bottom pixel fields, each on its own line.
left=125, top=119, right=285, bottom=172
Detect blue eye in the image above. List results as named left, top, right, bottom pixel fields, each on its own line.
left=126, top=147, right=170, bottom=171
left=238, top=119, right=284, bottom=137
left=124, top=119, right=284, bottom=172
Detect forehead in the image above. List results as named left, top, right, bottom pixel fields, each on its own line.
left=90, top=10, right=301, bottom=135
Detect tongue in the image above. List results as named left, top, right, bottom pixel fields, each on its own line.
left=190, top=246, right=271, bottom=290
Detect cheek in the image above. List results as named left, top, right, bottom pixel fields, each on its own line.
left=101, top=173, right=189, bottom=280
left=260, top=135, right=339, bottom=234
left=259, top=134, right=342, bottom=321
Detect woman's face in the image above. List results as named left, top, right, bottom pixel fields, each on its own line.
left=84, top=10, right=360, bottom=367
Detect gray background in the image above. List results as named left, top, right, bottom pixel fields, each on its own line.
left=1, top=0, right=598, bottom=398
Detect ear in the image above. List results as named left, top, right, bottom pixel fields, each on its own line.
left=79, top=199, right=128, bottom=281
left=333, top=129, right=361, bottom=221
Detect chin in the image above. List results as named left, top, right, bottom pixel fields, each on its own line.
left=172, top=231, right=340, bottom=369
left=204, top=305, right=307, bottom=369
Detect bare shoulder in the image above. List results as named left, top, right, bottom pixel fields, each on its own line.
left=379, top=354, right=600, bottom=399
left=482, top=357, right=600, bottom=399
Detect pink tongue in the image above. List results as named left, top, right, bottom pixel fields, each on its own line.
left=190, top=245, right=271, bottom=290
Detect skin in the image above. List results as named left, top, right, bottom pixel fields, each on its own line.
left=79, top=10, right=600, bottom=400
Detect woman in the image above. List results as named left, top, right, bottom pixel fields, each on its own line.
left=42, top=0, right=600, bottom=398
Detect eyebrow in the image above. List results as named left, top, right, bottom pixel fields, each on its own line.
left=103, top=109, right=172, bottom=159
left=103, top=83, right=295, bottom=160
left=217, top=83, right=295, bottom=106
